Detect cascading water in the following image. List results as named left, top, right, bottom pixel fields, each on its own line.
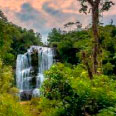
left=16, top=46, right=54, bottom=100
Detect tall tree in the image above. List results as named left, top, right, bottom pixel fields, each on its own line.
left=0, top=10, right=7, bottom=22
left=48, top=28, right=62, bottom=44
left=77, top=0, right=114, bottom=74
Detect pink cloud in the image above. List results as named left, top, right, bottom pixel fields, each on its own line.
left=0, top=0, right=115, bottom=40
left=0, top=0, right=115, bottom=18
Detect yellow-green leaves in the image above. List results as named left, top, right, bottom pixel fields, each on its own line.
left=0, top=59, right=13, bottom=93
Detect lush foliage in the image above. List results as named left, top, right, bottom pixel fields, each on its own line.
left=0, top=10, right=43, bottom=116
left=0, top=12, right=42, bottom=66
left=0, top=94, right=31, bottom=116
left=0, top=58, right=31, bottom=116
left=48, top=25, right=116, bottom=76
left=48, top=28, right=91, bottom=64
left=30, top=24, right=116, bottom=116
left=33, top=63, right=116, bottom=116
left=0, top=59, right=13, bottom=93
left=0, top=5, right=116, bottom=116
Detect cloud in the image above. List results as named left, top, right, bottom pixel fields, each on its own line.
left=17, top=3, right=39, bottom=21
left=0, top=0, right=115, bottom=42
left=43, top=2, right=61, bottom=16
left=42, top=1, right=91, bottom=28
left=15, top=3, right=50, bottom=39
left=17, top=3, right=46, bottom=23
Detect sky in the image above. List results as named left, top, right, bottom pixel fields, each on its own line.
left=0, top=0, right=116, bottom=42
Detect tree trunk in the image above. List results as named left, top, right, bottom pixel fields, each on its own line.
left=92, top=5, right=99, bottom=74
left=82, top=51, right=93, bottom=79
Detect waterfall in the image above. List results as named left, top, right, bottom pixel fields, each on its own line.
left=16, top=46, right=54, bottom=99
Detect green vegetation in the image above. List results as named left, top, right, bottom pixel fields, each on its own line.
left=0, top=10, right=42, bottom=116
left=0, top=94, right=31, bottom=116
left=0, top=0, right=116, bottom=115
left=28, top=23, right=116, bottom=116
left=48, top=25, right=116, bottom=77
left=29, top=63, right=116, bottom=116
left=0, top=10, right=42, bottom=66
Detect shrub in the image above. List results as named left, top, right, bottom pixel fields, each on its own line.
left=39, top=63, right=116, bottom=116
left=0, top=94, right=31, bottom=116
left=97, top=107, right=116, bottom=116
left=0, top=59, right=13, bottom=93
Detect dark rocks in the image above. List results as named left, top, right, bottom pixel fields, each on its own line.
left=20, top=90, right=32, bottom=101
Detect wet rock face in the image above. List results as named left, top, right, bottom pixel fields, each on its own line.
left=20, top=90, right=32, bottom=101
left=31, top=49, right=38, bottom=88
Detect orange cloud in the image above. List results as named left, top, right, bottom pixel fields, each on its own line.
left=0, top=0, right=115, bottom=40
left=0, top=0, right=115, bottom=17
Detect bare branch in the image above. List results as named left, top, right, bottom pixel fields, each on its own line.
left=86, top=0, right=94, bottom=6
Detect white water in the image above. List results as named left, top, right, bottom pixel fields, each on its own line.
left=16, top=46, right=54, bottom=97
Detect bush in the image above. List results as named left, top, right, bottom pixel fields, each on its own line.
left=0, top=94, right=31, bottom=116
left=0, top=59, right=13, bottom=93
left=39, top=63, right=116, bottom=116
left=72, top=75, right=116, bottom=115
left=97, top=107, right=116, bottom=116
left=32, top=97, right=65, bottom=116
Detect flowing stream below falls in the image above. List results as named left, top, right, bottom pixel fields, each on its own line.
left=16, top=46, right=54, bottom=100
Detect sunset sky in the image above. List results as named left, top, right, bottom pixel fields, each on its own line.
left=0, top=0, right=116, bottom=41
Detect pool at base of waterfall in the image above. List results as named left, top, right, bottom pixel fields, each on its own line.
left=16, top=46, right=54, bottom=100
